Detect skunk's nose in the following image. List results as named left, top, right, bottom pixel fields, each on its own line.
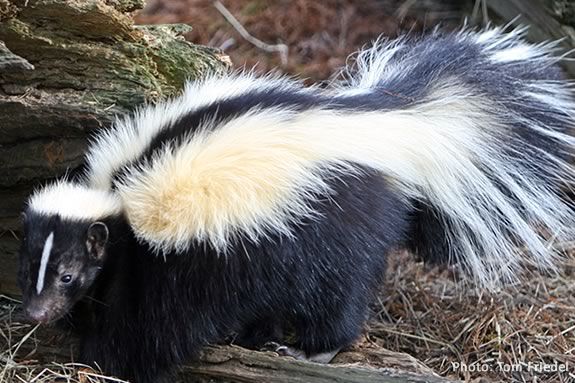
left=25, top=306, right=50, bottom=323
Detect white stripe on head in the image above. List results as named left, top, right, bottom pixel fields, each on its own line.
left=36, top=232, right=54, bottom=295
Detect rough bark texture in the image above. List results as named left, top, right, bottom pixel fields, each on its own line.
left=0, top=0, right=229, bottom=287
left=185, top=346, right=455, bottom=383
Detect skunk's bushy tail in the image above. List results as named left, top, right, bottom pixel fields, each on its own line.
left=335, top=26, right=575, bottom=287
left=98, top=26, right=575, bottom=290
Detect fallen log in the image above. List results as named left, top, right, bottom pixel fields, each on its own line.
left=2, top=316, right=458, bottom=383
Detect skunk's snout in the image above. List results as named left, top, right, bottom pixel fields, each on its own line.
left=25, top=305, right=51, bottom=323
left=22, top=297, right=65, bottom=324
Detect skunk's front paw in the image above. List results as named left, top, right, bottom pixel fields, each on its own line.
left=260, top=342, right=339, bottom=363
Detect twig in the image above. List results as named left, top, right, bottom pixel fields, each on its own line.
left=213, top=1, right=288, bottom=66
left=471, top=0, right=489, bottom=26
left=395, top=0, right=417, bottom=20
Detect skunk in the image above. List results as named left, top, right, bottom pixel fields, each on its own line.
left=18, top=26, right=575, bottom=383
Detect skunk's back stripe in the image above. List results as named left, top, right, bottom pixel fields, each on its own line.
left=85, top=74, right=317, bottom=190
left=123, top=90, right=436, bottom=181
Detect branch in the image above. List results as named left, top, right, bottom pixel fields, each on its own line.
left=213, top=0, right=288, bottom=66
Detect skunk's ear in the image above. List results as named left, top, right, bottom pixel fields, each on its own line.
left=86, top=222, right=109, bottom=259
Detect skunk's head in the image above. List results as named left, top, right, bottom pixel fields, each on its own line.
left=18, top=182, right=121, bottom=324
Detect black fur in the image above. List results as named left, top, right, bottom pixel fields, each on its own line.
left=73, top=169, right=409, bottom=382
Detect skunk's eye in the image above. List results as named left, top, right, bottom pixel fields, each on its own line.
left=60, top=275, right=73, bottom=284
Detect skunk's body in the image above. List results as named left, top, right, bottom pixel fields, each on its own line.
left=18, top=27, right=575, bottom=382
left=71, top=170, right=408, bottom=382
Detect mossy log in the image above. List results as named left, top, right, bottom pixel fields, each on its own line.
left=0, top=0, right=229, bottom=297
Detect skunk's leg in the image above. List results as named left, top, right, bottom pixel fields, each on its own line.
left=79, top=330, right=174, bottom=383
left=261, top=303, right=365, bottom=363
left=292, top=296, right=368, bottom=363
left=78, top=310, right=211, bottom=383
left=234, top=317, right=283, bottom=349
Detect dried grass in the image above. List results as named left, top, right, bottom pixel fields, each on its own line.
left=370, top=252, right=575, bottom=382
left=0, top=296, right=126, bottom=383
